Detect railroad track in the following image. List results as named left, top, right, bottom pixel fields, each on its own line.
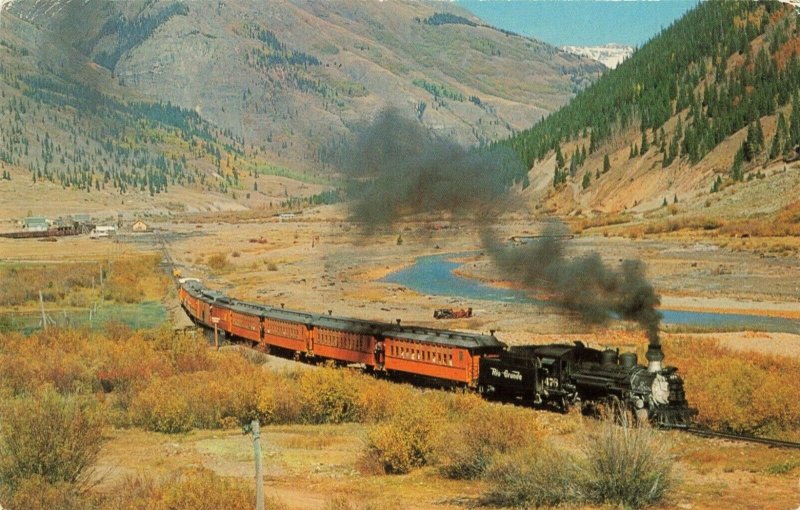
left=665, top=425, right=800, bottom=449
left=156, top=230, right=178, bottom=283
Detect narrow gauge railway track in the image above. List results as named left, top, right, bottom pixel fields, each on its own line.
left=666, top=425, right=800, bottom=449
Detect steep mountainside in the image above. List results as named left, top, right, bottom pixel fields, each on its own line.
left=3, top=0, right=601, bottom=172
left=500, top=0, right=800, bottom=233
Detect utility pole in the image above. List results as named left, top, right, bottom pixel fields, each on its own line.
left=251, top=419, right=264, bottom=510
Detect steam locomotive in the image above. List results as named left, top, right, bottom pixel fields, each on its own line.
left=178, top=279, right=695, bottom=426
left=479, top=343, right=695, bottom=425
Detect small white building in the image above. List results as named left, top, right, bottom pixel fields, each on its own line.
left=90, top=225, right=116, bottom=239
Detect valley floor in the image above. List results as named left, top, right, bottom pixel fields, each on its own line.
left=2, top=197, right=799, bottom=509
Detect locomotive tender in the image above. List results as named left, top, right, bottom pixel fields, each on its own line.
left=179, top=279, right=694, bottom=425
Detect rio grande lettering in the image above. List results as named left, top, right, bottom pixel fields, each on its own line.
left=490, top=367, right=522, bottom=381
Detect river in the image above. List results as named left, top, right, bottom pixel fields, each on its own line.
left=382, top=254, right=800, bottom=334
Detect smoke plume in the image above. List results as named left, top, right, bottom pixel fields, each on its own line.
left=342, top=109, right=522, bottom=230
left=343, top=109, right=662, bottom=343
left=480, top=223, right=662, bottom=342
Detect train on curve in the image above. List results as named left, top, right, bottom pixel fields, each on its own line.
left=179, top=279, right=696, bottom=426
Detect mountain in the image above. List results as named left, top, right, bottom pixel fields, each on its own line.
left=2, top=0, right=602, bottom=177
left=499, top=0, right=800, bottom=233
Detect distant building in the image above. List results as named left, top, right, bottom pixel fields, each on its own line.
left=72, top=213, right=91, bottom=225
left=132, top=220, right=149, bottom=232
left=22, top=216, right=48, bottom=232
left=279, top=213, right=295, bottom=222
left=90, top=225, right=116, bottom=239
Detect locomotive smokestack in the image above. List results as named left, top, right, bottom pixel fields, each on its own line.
left=646, top=336, right=664, bottom=373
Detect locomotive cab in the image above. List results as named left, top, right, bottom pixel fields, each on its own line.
left=478, top=343, right=580, bottom=408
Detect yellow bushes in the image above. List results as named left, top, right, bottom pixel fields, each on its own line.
left=0, top=388, right=105, bottom=493
left=364, top=397, right=446, bottom=474
left=99, top=469, right=266, bottom=510
left=297, top=368, right=362, bottom=424
left=440, top=395, right=543, bottom=479
left=665, top=337, right=800, bottom=437
left=0, top=262, right=97, bottom=306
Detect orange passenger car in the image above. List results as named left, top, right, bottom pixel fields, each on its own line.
left=383, top=328, right=503, bottom=386
left=262, top=309, right=313, bottom=353
left=309, top=316, right=381, bottom=365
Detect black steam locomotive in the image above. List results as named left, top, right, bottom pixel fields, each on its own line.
left=479, top=341, right=695, bottom=426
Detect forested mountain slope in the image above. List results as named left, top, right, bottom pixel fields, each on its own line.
left=500, top=0, right=800, bottom=230
left=2, top=0, right=601, bottom=175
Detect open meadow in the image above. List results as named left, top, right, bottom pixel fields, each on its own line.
left=1, top=197, right=799, bottom=509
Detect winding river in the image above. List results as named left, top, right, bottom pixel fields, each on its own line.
left=382, top=254, right=800, bottom=334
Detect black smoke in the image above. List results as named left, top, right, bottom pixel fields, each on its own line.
left=342, top=109, right=662, bottom=344
left=341, top=109, right=522, bottom=230
left=480, top=223, right=662, bottom=343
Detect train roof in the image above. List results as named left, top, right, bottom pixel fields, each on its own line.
left=310, top=315, right=386, bottom=335
left=180, top=280, right=506, bottom=349
left=507, top=343, right=584, bottom=359
left=262, top=307, right=316, bottom=325
left=387, top=326, right=505, bottom=350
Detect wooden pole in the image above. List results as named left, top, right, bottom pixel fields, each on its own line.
left=39, top=290, right=47, bottom=332
left=252, top=419, right=264, bottom=510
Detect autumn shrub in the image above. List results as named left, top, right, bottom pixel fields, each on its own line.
left=99, top=469, right=268, bottom=510
left=156, top=468, right=257, bottom=510
left=129, top=376, right=195, bottom=433
left=206, top=253, right=230, bottom=271
left=483, top=420, right=673, bottom=510
left=364, top=396, right=446, bottom=474
left=0, top=262, right=97, bottom=307
left=1, top=475, right=92, bottom=510
left=0, top=387, right=105, bottom=492
left=297, top=368, right=362, bottom=424
left=665, top=337, right=800, bottom=437
left=581, top=421, right=674, bottom=509
left=440, top=396, right=543, bottom=479
left=102, top=254, right=168, bottom=304
left=356, top=377, right=414, bottom=423
left=483, top=445, right=582, bottom=508
left=0, top=329, right=98, bottom=394
left=149, top=327, right=213, bottom=373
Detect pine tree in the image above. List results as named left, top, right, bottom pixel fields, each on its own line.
left=569, top=152, right=578, bottom=177
left=730, top=147, right=744, bottom=181
left=582, top=171, right=591, bottom=189
left=603, top=153, right=611, bottom=174
left=555, top=144, right=565, bottom=170
left=640, top=129, right=650, bottom=155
